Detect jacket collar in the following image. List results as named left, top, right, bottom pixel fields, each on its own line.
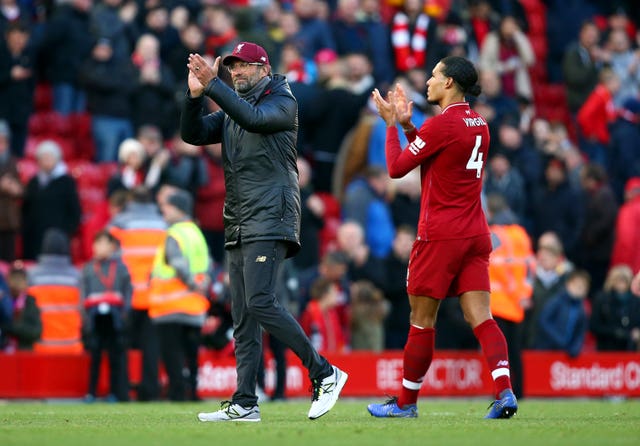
left=238, top=75, right=272, bottom=103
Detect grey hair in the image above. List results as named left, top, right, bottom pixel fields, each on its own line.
left=118, top=138, right=145, bottom=163
left=35, top=140, right=62, bottom=161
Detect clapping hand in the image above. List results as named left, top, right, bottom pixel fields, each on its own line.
left=392, top=83, right=414, bottom=131
left=372, top=83, right=414, bottom=131
left=371, top=88, right=396, bottom=127
left=187, top=54, right=220, bottom=97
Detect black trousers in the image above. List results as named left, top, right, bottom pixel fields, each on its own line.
left=87, top=314, right=129, bottom=401
left=0, top=230, right=16, bottom=263
left=156, top=322, right=201, bottom=401
left=227, top=240, right=332, bottom=407
left=257, top=332, right=288, bottom=399
left=128, top=309, right=160, bottom=401
left=495, top=317, right=524, bottom=399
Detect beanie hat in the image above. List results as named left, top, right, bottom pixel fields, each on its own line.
left=167, top=189, right=193, bottom=216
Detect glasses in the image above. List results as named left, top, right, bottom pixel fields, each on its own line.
left=226, top=62, right=264, bottom=73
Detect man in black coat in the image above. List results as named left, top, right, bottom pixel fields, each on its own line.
left=0, top=22, right=35, bottom=157
left=21, top=140, right=81, bottom=260
left=36, top=0, right=94, bottom=115
left=79, top=38, right=136, bottom=163
left=181, top=42, right=347, bottom=422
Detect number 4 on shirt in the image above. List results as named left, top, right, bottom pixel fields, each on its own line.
left=466, top=135, right=483, bottom=179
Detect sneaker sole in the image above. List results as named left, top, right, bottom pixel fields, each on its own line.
left=308, top=370, right=349, bottom=420
left=197, top=413, right=261, bottom=422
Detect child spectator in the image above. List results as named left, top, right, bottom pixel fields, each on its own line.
left=0, top=263, right=42, bottom=352
left=300, top=276, right=347, bottom=353
left=349, top=280, right=388, bottom=352
left=590, top=265, right=640, bottom=351
left=81, top=230, right=132, bottom=402
left=535, top=269, right=591, bottom=357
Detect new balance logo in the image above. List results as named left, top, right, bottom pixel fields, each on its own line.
left=497, top=360, right=509, bottom=367
left=409, top=136, right=425, bottom=155
left=255, top=256, right=267, bottom=263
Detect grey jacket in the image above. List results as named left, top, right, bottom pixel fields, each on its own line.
left=180, top=74, right=301, bottom=257
left=80, top=256, right=132, bottom=332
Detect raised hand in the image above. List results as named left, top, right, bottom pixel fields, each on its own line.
left=393, top=83, right=414, bottom=131
left=371, top=88, right=396, bottom=127
left=187, top=54, right=220, bottom=97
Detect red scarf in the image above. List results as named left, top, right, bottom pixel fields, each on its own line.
left=285, top=60, right=311, bottom=84
left=392, top=12, right=430, bottom=71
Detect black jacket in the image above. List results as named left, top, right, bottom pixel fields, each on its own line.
left=79, top=54, right=136, bottom=119
left=37, top=5, right=94, bottom=85
left=21, top=170, right=82, bottom=260
left=180, top=74, right=301, bottom=257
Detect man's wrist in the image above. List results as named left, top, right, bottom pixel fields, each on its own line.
left=402, top=124, right=416, bottom=133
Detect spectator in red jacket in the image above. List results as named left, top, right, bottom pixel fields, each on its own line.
left=611, top=177, right=640, bottom=273
left=576, top=67, right=620, bottom=167
left=300, top=276, right=347, bottom=353
left=195, top=143, right=226, bottom=265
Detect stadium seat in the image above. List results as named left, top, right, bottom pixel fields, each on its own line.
left=79, top=186, right=108, bottom=214
left=69, top=160, right=108, bottom=188
left=529, top=35, right=548, bottom=62
left=526, top=12, right=546, bottom=35
left=99, top=162, right=119, bottom=182
left=27, top=111, right=73, bottom=138
left=33, top=83, right=53, bottom=112
left=534, top=84, right=567, bottom=107
left=529, top=64, right=548, bottom=84
left=16, top=158, right=39, bottom=184
left=519, top=0, right=545, bottom=15
left=70, top=113, right=96, bottom=161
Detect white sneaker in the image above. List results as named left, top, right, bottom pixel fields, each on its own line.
left=308, top=365, right=348, bottom=420
left=198, top=401, right=261, bottom=422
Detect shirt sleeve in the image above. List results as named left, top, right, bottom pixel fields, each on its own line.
left=385, top=118, right=445, bottom=178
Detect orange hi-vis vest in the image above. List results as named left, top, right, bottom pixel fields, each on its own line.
left=110, top=220, right=167, bottom=311
left=148, top=221, right=210, bottom=320
left=489, top=224, right=535, bottom=323
left=28, top=268, right=82, bottom=354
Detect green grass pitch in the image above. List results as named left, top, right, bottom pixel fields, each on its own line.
left=2, top=398, right=639, bottom=446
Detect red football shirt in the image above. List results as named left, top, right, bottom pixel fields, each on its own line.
left=385, top=101, right=490, bottom=241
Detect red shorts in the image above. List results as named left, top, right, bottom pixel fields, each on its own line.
left=407, top=234, right=491, bottom=299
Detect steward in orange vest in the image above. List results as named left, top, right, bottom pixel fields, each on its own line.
left=109, top=187, right=168, bottom=312
left=486, top=194, right=534, bottom=399
left=27, top=229, right=82, bottom=354
left=108, top=186, right=166, bottom=401
left=150, top=189, right=210, bottom=400
left=489, top=223, right=535, bottom=323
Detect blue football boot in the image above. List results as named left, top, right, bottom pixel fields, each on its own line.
left=485, top=389, right=518, bottom=419
left=367, top=397, right=418, bottom=418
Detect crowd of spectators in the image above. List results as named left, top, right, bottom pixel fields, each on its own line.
left=2, top=0, right=640, bottom=397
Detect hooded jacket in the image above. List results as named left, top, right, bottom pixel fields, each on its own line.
left=180, top=74, right=301, bottom=257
